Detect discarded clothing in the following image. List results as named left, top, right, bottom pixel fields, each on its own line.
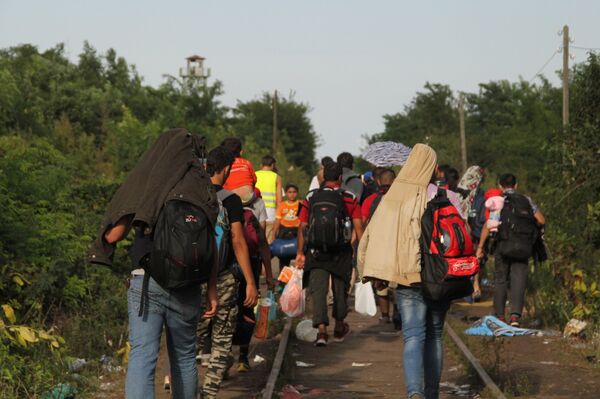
left=464, top=315, right=539, bottom=337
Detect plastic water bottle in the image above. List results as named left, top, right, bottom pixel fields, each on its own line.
left=343, top=218, right=352, bottom=241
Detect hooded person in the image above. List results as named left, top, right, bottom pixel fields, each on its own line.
left=88, top=128, right=218, bottom=267
left=457, top=165, right=485, bottom=220
left=357, top=143, right=451, bottom=399
left=358, top=143, right=436, bottom=286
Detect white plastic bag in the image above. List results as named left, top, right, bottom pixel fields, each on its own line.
left=279, top=269, right=305, bottom=317
left=295, top=319, right=318, bottom=342
left=354, top=281, right=377, bottom=316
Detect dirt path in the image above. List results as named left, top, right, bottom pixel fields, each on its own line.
left=282, top=301, right=478, bottom=398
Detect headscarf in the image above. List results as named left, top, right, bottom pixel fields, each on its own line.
left=457, top=165, right=484, bottom=218
left=358, top=144, right=437, bottom=286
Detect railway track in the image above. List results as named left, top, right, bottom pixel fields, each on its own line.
left=260, top=315, right=508, bottom=399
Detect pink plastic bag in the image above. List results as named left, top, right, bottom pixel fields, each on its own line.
left=279, top=269, right=304, bottom=317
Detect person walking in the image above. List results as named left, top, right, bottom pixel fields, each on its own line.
left=232, top=190, right=275, bottom=372
left=476, top=173, right=545, bottom=327
left=271, top=183, right=302, bottom=268
left=361, top=168, right=398, bottom=325
left=296, top=162, right=364, bottom=346
left=359, top=144, right=449, bottom=399
left=457, top=165, right=485, bottom=299
left=221, top=137, right=257, bottom=204
left=337, top=152, right=364, bottom=200
left=255, top=154, right=283, bottom=243
left=91, top=129, right=219, bottom=399
left=197, top=146, right=259, bottom=399
left=309, top=156, right=334, bottom=191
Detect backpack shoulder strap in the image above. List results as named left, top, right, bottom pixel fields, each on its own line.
left=344, top=173, right=361, bottom=185
left=217, top=189, right=235, bottom=203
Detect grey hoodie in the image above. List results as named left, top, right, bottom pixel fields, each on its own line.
left=341, top=167, right=364, bottom=199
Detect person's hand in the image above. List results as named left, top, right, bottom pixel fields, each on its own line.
left=244, top=283, right=259, bottom=308
left=295, top=253, right=306, bottom=269
left=266, top=277, right=277, bottom=291
left=476, top=246, right=484, bottom=259
left=203, top=297, right=218, bottom=318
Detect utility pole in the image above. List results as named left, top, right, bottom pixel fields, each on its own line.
left=562, top=25, right=570, bottom=127
left=272, top=90, right=278, bottom=154
left=458, top=93, right=467, bottom=173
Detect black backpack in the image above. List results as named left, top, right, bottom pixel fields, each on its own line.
left=497, top=192, right=538, bottom=260
left=307, top=188, right=351, bottom=252
left=147, top=200, right=215, bottom=290
left=467, top=189, right=486, bottom=239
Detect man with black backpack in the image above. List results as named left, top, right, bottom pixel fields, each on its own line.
left=295, top=162, right=364, bottom=346
left=476, top=173, right=545, bottom=327
left=196, top=146, right=259, bottom=399
left=93, top=129, right=219, bottom=399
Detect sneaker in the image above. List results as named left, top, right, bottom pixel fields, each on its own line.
left=315, top=332, right=328, bottom=347
left=333, top=323, right=350, bottom=343
left=497, top=315, right=507, bottom=323
left=379, top=315, right=391, bottom=324
left=509, top=314, right=521, bottom=327
left=237, top=356, right=250, bottom=373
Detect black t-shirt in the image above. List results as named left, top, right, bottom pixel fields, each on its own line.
left=215, top=185, right=244, bottom=268
left=214, top=185, right=243, bottom=224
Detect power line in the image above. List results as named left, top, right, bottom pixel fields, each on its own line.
left=571, top=45, right=600, bottom=51
left=529, top=49, right=560, bottom=83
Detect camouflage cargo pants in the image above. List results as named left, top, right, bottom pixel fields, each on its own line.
left=197, top=271, right=239, bottom=399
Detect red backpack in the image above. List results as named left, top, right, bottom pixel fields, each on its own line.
left=243, top=207, right=261, bottom=256
left=420, top=189, right=479, bottom=301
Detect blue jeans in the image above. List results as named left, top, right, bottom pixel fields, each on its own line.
left=125, top=275, right=203, bottom=399
left=396, top=286, right=450, bottom=399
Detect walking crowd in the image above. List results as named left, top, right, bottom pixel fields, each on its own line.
left=89, top=129, right=546, bottom=399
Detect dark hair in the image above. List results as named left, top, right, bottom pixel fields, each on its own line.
left=372, top=166, right=386, bottom=181
left=336, top=152, right=354, bottom=169
left=206, top=146, right=235, bottom=177
left=261, top=154, right=276, bottom=167
left=379, top=168, right=396, bottom=185
left=437, top=164, right=451, bottom=177
left=445, top=168, right=460, bottom=190
left=499, top=173, right=517, bottom=188
left=220, top=137, right=242, bottom=157
left=321, top=156, right=334, bottom=167
left=323, top=162, right=343, bottom=182
left=285, top=183, right=299, bottom=192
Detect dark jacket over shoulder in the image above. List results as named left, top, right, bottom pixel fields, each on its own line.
left=88, top=128, right=218, bottom=266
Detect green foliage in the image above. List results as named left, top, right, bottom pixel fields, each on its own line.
left=231, top=92, right=318, bottom=175
left=0, top=42, right=318, bottom=397
left=367, top=55, right=599, bottom=328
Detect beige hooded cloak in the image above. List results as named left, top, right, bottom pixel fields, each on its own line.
left=358, top=143, right=437, bottom=286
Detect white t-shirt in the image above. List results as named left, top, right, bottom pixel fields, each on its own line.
left=309, top=175, right=320, bottom=191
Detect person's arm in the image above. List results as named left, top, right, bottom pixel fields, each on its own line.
left=203, top=250, right=219, bottom=318
left=230, top=221, right=259, bottom=307
left=258, top=227, right=275, bottom=290
left=476, top=223, right=490, bottom=259
left=272, top=218, right=281, bottom=241
left=276, top=175, right=283, bottom=207
left=295, top=222, right=307, bottom=269
left=352, top=217, right=364, bottom=243
left=534, top=210, right=545, bottom=226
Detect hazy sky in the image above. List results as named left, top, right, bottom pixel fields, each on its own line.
left=2, top=1, right=599, bottom=158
